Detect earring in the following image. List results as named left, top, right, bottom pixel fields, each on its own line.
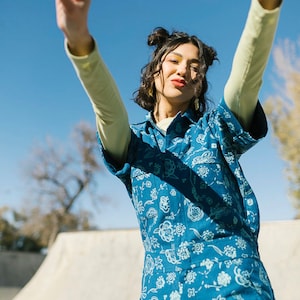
left=194, top=98, right=200, bottom=110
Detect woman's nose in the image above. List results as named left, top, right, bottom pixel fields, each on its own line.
left=176, top=62, right=187, bottom=77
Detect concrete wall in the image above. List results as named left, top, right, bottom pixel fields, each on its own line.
left=0, top=251, right=45, bottom=287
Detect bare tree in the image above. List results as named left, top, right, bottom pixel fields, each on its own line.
left=0, top=206, right=18, bottom=250
left=264, top=38, right=300, bottom=218
left=20, top=121, right=104, bottom=247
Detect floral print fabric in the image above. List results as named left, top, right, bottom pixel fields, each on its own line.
left=100, top=99, right=274, bottom=299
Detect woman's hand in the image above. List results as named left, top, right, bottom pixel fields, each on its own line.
left=55, top=0, right=94, bottom=56
left=258, top=0, right=282, bottom=10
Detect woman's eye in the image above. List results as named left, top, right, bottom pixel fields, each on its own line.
left=190, top=65, right=199, bottom=73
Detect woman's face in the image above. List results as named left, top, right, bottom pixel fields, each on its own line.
left=154, top=42, right=201, bottom=113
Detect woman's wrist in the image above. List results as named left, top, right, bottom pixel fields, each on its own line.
left=66, top=34, right=95, bottom=56
left=258, top=0, right=282, bottom=10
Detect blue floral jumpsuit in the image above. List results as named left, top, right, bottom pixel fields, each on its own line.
left=100, top=98, right=275, bottom=299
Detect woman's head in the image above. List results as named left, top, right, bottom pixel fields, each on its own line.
left=134, top=27, right=218, bottom=118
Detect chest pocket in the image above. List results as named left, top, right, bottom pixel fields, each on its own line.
left=186, top=147, right=223, bottom=183
left=131, top=166, right=182, bottom=224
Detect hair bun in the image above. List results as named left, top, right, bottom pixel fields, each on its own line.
left=147, top=27, right=170, bottom=48
left=203, top=45, right=218, bottom=67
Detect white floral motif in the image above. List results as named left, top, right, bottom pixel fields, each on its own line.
left=156, top=221, right=174, bottom=242
left=225, top=154, right=235, bottom=164
left=234, top=168, right=243, bottom=180
left=200, top=258, right=214, bottom=271
left=197, top=165, right=209, bottom=177
left=223, top=193, right=233, bottom=206
left=143, top=236, right=151, bottom=252
left=217, top=271, right=231, bottom=287
left=174, top=223, right=186, bottom=236
left=187, top=288, right=196, bottom=298
left=196, top=133, right=205, bottom=144
left=135, top=200, right=145, bottom=215
left=202, top=230, right=214, bottom=241
left=170, top=189, right=177, bottom=196
left=146, top=208, right=158, bottom=219
left=150, top=236, right=160, bottom=249
left=144, top=254, right=155, bottom=275
left=177, top=242, right=190, bottom=260
left=224, top=246, right=237, bottom=258
left=170, top=290, right=181, bottom=300
left=192, top=242, right=204, bottom=254
left=156, top=276, right=165, bottom=289
left=166, top=272, right=176, bottom=284
left=224, top=260, right=233, bottom=268
left=247, top=198, right=254, bottom=206
left=145, top=180, right=152, bottom=188
left=154, top=256, right=164, bottom=270
left=236, top=237, right=247, bottom=250
left=234, top=267, right=252, bottom=287
left=187, top=205, right=204, bottom=222
left=185, top=270, right=197, bottom=284
left=165, top=249, right=180, bottom=264
left=150, top=188, right=158, bottom=200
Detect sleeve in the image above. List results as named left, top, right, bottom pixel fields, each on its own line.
left=65, top=41, right=131, bottom=164
left=215, top=98, right=268, bottom=157
left=224, top=0, right=281, bottom=129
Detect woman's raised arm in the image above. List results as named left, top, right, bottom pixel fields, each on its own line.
left=55, top=0, right=131, bottom=165
left=224, top=0, right=282, bottom=130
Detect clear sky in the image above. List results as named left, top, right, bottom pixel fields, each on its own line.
left=1, top=0, right=299, bottom=229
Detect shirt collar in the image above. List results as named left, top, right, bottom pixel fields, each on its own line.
left=146, top=109, right=198, bottom=125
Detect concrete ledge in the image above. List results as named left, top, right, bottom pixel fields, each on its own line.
left=13, top=220, right=300, bottom=300
left=258, top=220, right=300, bottom=300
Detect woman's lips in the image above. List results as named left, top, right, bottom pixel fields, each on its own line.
left=171, top=79, right=186, bottom=88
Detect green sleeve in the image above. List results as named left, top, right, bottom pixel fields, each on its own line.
left=224, top=0, right=281, bottom=129
left=65, top=42, right=131, bottom=164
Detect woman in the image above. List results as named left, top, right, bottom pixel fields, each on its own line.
left=56, top=0, right=282, bottom=298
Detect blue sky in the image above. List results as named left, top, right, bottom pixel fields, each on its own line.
left=1, top=0, right=299, bottom=229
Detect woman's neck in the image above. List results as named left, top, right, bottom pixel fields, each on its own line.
left=154, top=101, right=188, bottom=123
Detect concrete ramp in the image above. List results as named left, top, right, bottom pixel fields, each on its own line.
left=13, top=221, right=300, bottom=300
left=13, top=229, right=144, bottom=300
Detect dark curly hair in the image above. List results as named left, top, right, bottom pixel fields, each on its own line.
left=133, top=27, right=218, bottom=118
